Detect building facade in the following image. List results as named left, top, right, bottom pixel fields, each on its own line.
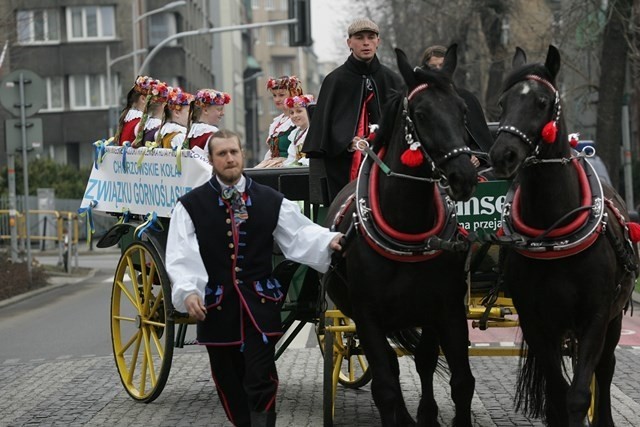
left=0, top=0, right=219, bottom=169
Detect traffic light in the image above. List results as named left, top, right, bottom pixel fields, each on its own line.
left=288, top=0, right=312, bottom=47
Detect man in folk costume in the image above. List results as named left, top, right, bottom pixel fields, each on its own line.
left=157, top=87, right=193, bottom=149
left=167, top=130, right=343, bottom=427
left=255, top=76, right=303, bottom=168
left=187, top=88, right=231, bottom=150
left=131, top=77, right=169, bottom=147
left=302, top=18, right=404, bottom=202
left=115, top=75, right=148, bottom=145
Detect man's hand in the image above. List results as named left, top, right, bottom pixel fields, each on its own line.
left=349, top=137, right=368, bottom=152
left=184, top=293, right=207, bottom=321
left=330, top=233, right=344, bottom=252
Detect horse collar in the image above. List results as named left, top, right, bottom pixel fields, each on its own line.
left=500, top=158, right=605, bottom=259
left=354, top=148, right=462, bottom=262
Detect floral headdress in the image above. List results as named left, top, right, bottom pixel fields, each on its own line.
left=266, top=75, right=303, bottom=96
left=194, top=89, right=231, bottom=107
left=166, top=87, right=194, bottom=111
left=285, top=94, right=315, bottom=109
left=133, top=76, right=170, bottom=103
left=134, top=75, right=156, bottom=95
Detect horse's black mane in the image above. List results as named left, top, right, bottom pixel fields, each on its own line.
left=502, top=63, right=555, bottom=93
left=373, top=68, right=455, bottom=150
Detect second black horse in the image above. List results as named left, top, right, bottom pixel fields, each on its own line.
left=325, top=46, right=478, bottom=427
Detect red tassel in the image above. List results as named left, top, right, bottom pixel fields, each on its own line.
left=400, top=148, right=424, bottom=167
left=569, top=136, right=579, bottom=148
left=627, top=222, right=640, bottom=243
left=541, top=121, right=557, bottom=143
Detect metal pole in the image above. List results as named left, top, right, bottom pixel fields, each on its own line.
left=6, top=154, right=18, bottom=263
left=132, top=0, right=139, bottom=80
left=622, top=104, right=634, bottom=210
left=19, top=72, right=32, bottom=282
left=138, top=19, right=297, bottom=75
left=106, top=45, right=113, bottom=137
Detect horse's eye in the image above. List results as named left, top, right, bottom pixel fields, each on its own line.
left=537, top=97, right=549, bottom=109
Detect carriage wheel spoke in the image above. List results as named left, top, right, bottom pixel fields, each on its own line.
left=117, top=330, right=140, bottom=356
left=126, top=331, right=143, bottom=385
left=116, top=280, right=138, bottom=309
left=149, top=326, right=165, bottom=359
left=141, top=326, right=157, bottom=387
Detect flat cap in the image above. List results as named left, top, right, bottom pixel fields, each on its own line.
left=348, top=18, right=379, bottom=37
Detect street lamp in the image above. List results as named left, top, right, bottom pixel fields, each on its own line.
left=131, top=0, right=187, bottom=79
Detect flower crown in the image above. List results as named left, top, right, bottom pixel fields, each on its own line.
left=134, top=76, right=170, bottom=102
left=194, top=89, right=231, bottom=107
left=285, top=94, right=314, bottom=109
left=266, top=75, right=303, bottom=96
left=166, top=87, right=194, bottom=110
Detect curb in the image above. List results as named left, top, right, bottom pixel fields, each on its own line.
left=0, top=268, right=97, bottom=309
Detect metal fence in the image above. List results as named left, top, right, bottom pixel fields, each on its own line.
left=0, top=196, right=118, bottom=264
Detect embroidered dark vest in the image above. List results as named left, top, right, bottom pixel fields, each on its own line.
left=178, top=176, right=284, bottom=345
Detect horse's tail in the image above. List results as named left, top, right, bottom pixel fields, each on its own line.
left=514, top=340, right=562, bottom=420
left=387, top=328, right=449, bottom=375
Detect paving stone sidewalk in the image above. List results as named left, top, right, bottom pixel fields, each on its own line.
left=1, top=347, right=639, bottom=426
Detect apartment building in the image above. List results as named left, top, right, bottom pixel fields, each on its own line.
left=0, top=0, right=219, bottom=169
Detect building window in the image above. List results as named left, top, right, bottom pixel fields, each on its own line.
left=280, top=0, right=288, bottom=11
left=252, top=0, right=260, bottom=8
left=149, top=13, right=178, bottom=47
left=42, top=77, right=64, bottom=111
left=281, top=28, right=289, bottom=46
left=69, top=75, right=110, bottom=109
left=267, top=28, right=275, bottom=45
left=265, top=0, right=275, bottom=10
left=16, top=9, right=60, bottom=44
left=66, top=6, right=115, bottom=41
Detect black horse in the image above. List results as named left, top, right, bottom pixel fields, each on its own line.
left=325, top=46, right=477, bottom=426
left=489, top=46, right=638, bottom=426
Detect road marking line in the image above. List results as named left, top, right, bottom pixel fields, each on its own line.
left=55, top=355, right=72, bottom=360
left=3, top=359, right=20, bottom=364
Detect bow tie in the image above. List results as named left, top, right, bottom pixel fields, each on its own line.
left=221, top=186, right=248, bottom=224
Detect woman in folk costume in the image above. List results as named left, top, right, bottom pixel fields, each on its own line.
left=283, top=94, right=314, bottom=167
left=255, top=75, right=303, bottom=168
left=186, top=89, right=231, bottom=151
left=157, top=87, right=194, bottom=149
left=131, top=77, right=169, bottom=147
left=114, top=76, right=148, bottom=145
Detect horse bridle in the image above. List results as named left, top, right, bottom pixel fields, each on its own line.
left=354, top=82, right=471, bottom=185
left=405, top=83, right=472, bottom=172
left=496, top=74, right=561, bottom=158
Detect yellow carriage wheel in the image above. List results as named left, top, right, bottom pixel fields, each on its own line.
left=111, top=240, right=174, bottom=403
left=317, top=314, right=371, bottom=389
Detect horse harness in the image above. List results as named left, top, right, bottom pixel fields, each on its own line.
left=330, top=84, right=471, bottom=262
